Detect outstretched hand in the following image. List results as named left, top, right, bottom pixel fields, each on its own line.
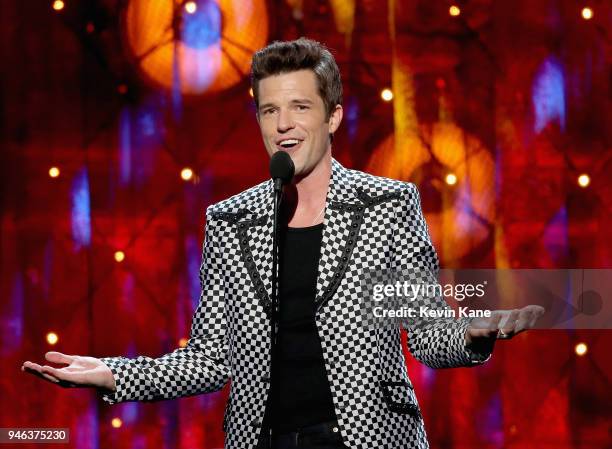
left=466, top=305, right=545, bottom=347
left=22, top=352, right=116, bottom=391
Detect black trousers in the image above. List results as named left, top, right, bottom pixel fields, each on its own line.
left=255, top=420, right=348, bottom=449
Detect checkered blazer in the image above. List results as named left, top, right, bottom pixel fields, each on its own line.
left=100, top=159, right=490, bottom=448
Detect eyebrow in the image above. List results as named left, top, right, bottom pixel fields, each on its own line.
left=258, top=98, right=314, bottom=111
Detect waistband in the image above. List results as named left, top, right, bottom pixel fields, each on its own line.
left=259, top=420, right=343, bottom=448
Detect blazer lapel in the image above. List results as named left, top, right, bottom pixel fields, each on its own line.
left=235, top=180, right=275, bottom=317
left=314, top=160, right=366, bottom=313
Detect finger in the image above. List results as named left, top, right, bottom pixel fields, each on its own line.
left=529, top=312, right=540, bottom=329
left=501, top=309, right=520, bottom=335
left=41, top=365, right=69, bottom=379
left=23, top=361, right=45, bottom=372
left=41, top=366, right=85, bottom=387
left=23, top=366, right=61, bottom=384
left=529, top=305, right=545, bottom=328
left=45, top=352, right=75, bottom=366
left=488, top=313, right=503, bottom=331
left=487, top=313, right=503, bottom=338
left=513, top=311, right=531, bottom=334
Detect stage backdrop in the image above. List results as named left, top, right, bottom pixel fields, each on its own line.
left=1, top=1, right=610, bottom=448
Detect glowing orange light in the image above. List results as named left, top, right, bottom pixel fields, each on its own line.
left=111, top=418, right=122, bottom=428
left=581, top=7, right=593, bottom=20
left=449, top=5, right=461, bottom=16
left=46, top=332, right=59, bottom=345
left=184, top=1, right=197, bottom=14
left=52, top=1, right=65, bottom=11
left=381, top=88, right=393, bottom=102
left=181, top=168, right=194, bottom=181
left=575, top=342, right=587, bottom=356
left=249, top=87, right=254, bottom=98
left=114, top=251, right=125, bottom=263
left=178, top=337, right=189, bottom=348
left=445, top=173, right=458, bottom=185
left=49, top=167, right=60, bottom=178
left=577, top=174, right=590, bottom=188
left=125, top=0, right=268, bottom=95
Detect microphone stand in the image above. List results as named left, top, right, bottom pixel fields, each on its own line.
left=268, top=178, right=283, bottom=448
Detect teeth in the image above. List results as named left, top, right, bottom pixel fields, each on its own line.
left=279, top=139, right=299, bottom=147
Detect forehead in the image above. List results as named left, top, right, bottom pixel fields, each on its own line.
left=257, top=69, right=321, bottom=103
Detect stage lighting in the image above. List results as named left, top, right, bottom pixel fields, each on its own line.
left=581, top=7, right=593, bottom=20
left=49, top=167, right=60, bottom=178
left=575, top=342, right=588, bottom=356
left=185, top=1, right=197, bottom=14
left=117, top=84, right=128, bottom=95
left=249, top=87, right=254, bottom=98
left=52, top=1, right=65, bottom=11
left=449, top=5, right=461, bottom=16
left=114, top=251, right=125, bottom=263
left=179, top=337, right=189, bottom=348
left=46, top=332, right=59, bottom=345
left=577, top=174, right=590, bottom=188
left=111, top=418, right=122, bottom=428
left=381, top=88, right=393, bottom=102
left=181, top=168, right=194, bottom=181
left=445, top=173, right=458, bottom=185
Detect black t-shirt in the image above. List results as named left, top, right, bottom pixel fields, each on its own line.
left=262, top=222, right=337, bottom=432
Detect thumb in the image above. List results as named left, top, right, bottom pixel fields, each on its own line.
left=45, top=352, right=76, bottom=365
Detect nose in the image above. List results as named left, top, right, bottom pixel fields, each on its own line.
left=276, top=108, right=295, bottom=133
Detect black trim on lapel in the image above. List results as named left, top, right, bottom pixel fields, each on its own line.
left=236, top=214, right=273, bottom=317
left=314, top=201, right=366, bottom=313
left=211, top=182, right=275, bottom=319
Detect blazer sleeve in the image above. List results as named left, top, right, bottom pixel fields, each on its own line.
left=393, top=183, right=492, bottom=368
left=98, top=208, right=231, bottom=404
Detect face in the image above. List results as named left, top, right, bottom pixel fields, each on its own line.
left=256, top=69, right=342, bottom=178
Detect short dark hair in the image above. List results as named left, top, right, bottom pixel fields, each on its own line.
left=250, top=38, right=343, bottom=119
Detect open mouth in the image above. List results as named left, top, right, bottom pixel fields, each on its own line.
left=276, top=138, right=302, bottom=151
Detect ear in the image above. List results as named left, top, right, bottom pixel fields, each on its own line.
left=328, top=104, right=343, bottom=135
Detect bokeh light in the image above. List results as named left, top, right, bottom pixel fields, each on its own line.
left=46, top=332, right=59, bottom=345
left=381, top=88, right=393, bottom=102
left=575, top=342, right=588, bottom=356
left=445, top=173, right=458, bottom=185
left=577, top=174, right=590, bottom=188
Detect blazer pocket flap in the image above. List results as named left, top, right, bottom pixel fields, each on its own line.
left=380, top=380, right=422, bottom=418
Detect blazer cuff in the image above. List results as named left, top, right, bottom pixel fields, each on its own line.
left=457, top=319, right=494, bottom=366
left=98, top=357, right=158, bottom=404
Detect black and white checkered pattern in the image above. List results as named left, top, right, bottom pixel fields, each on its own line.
left=99, top=159, right=491, bottom=448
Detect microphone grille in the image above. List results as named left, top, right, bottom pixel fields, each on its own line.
left=269, top=151, right=295, bottom=184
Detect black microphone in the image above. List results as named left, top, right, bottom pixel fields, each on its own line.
left=269, top=150, right=295, bottom=192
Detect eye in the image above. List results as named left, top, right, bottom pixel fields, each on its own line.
left=296, top=104, right=309, bottom=111
left=262, top=108, right=276, bottom=115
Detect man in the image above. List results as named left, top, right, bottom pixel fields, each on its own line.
left=23, top=38, right=543, bottom=449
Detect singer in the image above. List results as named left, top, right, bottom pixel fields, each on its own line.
left=22, top=38, right=543, bottom=449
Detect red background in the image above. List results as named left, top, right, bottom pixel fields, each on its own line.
left=1, top=1, right=610, bottom=448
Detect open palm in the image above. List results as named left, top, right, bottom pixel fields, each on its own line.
left=22, top=351, right=115, bottom=391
